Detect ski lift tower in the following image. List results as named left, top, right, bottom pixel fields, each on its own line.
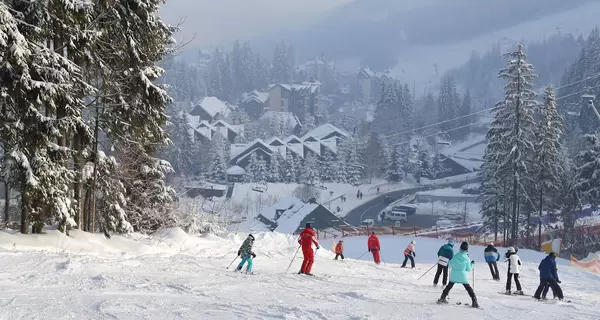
left=582, top=95, right=600, bottom=123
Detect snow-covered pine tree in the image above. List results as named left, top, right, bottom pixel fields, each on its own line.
left=221, top=53, right=235, bottom=101
left=532, top=85, right=564, bottom=243
left=255, top=155, right=268, bottom=183
left=364, top=132, right=384, bottom=182
left=483, top=44, right=538, bottom=244
left=319, top=149, right=336, bottom=182
left=272, top=41, right=293, bottom=83
left=432, top=152, right=446, bottom=179
left=209, top=153, right=227, bottom=183
left=207, top=48, right=224, bottom=98
left=574, top=133, right=600, bottom=206
left=418, top=147, right=433, bottom=180
left=438, top=75, right=460, bottom=136
left=282, top=150, right=296, bottom=183
left=165, top=112, right=195, bottom=177
left=385, top=146, right=405, bottom=182
left=347, top=139, right=364, bottom=186
left=301, top=153, right=320, bottom=185
left=293, top=154, right=303, bottom=183
left=269, top=152, right=281, bottom=182
left=458, top=90, right=473, bottom=140
left=244, top=153, right=259, bottom=182
left=93, top=0, right=177, bottom=233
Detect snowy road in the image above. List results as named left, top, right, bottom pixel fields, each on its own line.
left=0, top=230, right=598, bottom=319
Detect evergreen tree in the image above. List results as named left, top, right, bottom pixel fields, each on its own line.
left=458, top=90, right=473, bottom=139
left=532, top=85, right=564, bottom=243
left=244, top=153, right=258, bottom=182
left=418, top=147, right=433, bottom=180
left=438, top=75, right=460, bottom=135
left=482, top=44, right=538, bottom=244
left=255, top=155, right=268, bottom=183
left=221, top=53, right=235, bottom=101
left=269, top=152, right=281, bottom=182
left=272, top=41, right=293, bottom=83
left=319, top=149, right=336, bottom=182
left=432, top=152, right=446, bottom=179
left=385, top=146, right=406, bottom=182
left=165, top=112, right=194, bottom=176
left=207, top=48, right=224, bottom=98
left=364, top=133, right=384, bottom=182
left=301, top=153, right=320, bottom=185
left=282, top=150, right=295, bottom=183
left=574, top=133, right=600, bottom=206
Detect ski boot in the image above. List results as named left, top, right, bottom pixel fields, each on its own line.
left=504, top=290, right=511, bottom=295
left=471, top=297, right=479, bottom=308
left=437, top=294, right=448, bottom=304
left=514, top=290, right=524, bottom=295
left=298, top=271, right=304, bottom=274
left=433, top=284, right=437, bottom=288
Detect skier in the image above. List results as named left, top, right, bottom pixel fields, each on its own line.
left=484, top=243, right=501, bottom=280
left=236, top=234, right=256, bottom=273
left=433, top=240, right=455, bottom=287
left=533, top=252, right=564, bottom=300
left=401, top=240, right=416, bottom=268
left=334, top=240, right=344, bottom=260
left=541, top=264, right=560, bottom=299
left=505, top=247, right=523, bottom=295
left=298, top=223, right=320, bottom=275
left=368, top=232, right=381, bottom=264
left=437, top=242, right=479, bottom=308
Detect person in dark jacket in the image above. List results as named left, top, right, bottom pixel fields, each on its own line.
left=484, top=243, right=500, bottom=280
left=236, top=234, right=256, bottom=273
left=533, top=252, right=564, bottom=300
left=433, top=240, right=455, bottom=287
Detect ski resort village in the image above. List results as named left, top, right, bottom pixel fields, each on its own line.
left=1, top=0, right=600, bottom=319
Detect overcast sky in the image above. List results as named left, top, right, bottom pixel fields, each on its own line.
left=160, top=0, right=353, bottom=47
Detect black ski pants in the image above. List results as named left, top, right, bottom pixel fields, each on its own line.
left=402, top=254, right=415, bottom=268
left=487, top=261, right=499, bottom=279
left=334, top=253, right=344, bottom=260
left=506, top=272, right=522, bottom=291
left=433, top=264, right=448, bottom=285
left=441, top=282, right=476, bottom=299
left=534, top=278, right=563, bottom=299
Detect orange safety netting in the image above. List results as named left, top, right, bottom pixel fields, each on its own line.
left=570, top=256, right=600, bottom=275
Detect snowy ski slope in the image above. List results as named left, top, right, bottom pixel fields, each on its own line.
left=0, top=229, right=598, bottom=319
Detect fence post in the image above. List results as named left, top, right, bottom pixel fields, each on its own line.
left=392, top=225, right=395, bottom=235
left=413, top=226, right=417, bottom=237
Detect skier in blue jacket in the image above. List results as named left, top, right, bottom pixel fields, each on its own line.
left=533, top=252, right=564, bottom=300
left=433, top=240, right=455, bottom=287
left=484, top=243, right=500, bottom=280
left=437, top=242, right=479, bottom=308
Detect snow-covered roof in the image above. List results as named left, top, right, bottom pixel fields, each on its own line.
left=183, top=183, right=228, bottom=191
left=274, top=203, right=320, bottom=234
left=320, top=138, right=338, bottom=154
left=304, top=141, right=321, bottom=155
left=212, top=120, right=244, bottom=135
left=260, top=111, right=301, bottom=128
left=230, top=143, right=250, bottom=159
left=230, top=139, right=273, bottom=162
left=266, top=137, right=285, bottom=146
left=357, top=66, right=390, bottom=79
left=284, top=135, right=303, bottom=144
left=242, top=90, right=269, bottom=104
left=286, top=144, right=304, bottom=158
left=260, top=196, right=305, bottom=221
left=194, top=97, right=231, bottom=119
left=269, top=82, right=321, bottom=94
left=302, top=124, right=349, bottom=140
left=226, top=165, right=245, bottom=175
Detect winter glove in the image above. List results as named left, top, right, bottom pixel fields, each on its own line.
left=237, top=250, right=241, bottom=256
left=556, top=279, right=561, bottom=284
left=471, top=260, right=475, bottom=264
left=251, top=253, right=256, bottom=258
left=316, top=245, right=320, bottom=250
left=413, top=252, right=416, bottom=257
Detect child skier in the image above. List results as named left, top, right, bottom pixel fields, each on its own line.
left=367, top=232, right=381, bottom=264
left=334, top=240, right=344, bottom=260
left=505, top=247, right=523, bottom=295
left=484, top=243, right=500, bottom=280
left=437, top=242, right=479, bottom=308
left=401, top=240, right=416, bottom=268
left=298, top=223, right=320, bottom=275
left=236, top=234, right=256, bottom=273
left=433, top=240, right=455, bottom=287
left=533, top=252, right=564, bottom=300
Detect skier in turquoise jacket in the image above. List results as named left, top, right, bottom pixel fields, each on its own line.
left=433, top=240, right=455, bottom=287
left=437, top=242, right=479, bottom=308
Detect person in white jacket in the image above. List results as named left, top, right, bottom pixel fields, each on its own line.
left=504, top=247, right=523, bottom=295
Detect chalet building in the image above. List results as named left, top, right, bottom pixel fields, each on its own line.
left=267, top=81, right=321, bottom=120
left=189, top=97, right=231, bottom=122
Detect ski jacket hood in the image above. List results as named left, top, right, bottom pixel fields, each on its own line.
left=539, top=255, right=559, bottom=280
left=448, top=250, right=473, bottom=284
left=368, top=234, right=380, bottom=251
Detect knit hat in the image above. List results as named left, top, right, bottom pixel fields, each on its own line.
left=448, top=240, right=455, bottom=247
left=411, top=240, right=416, bottom=244
left=460, top=241, right=469, bottom=251
left=549, top=252, right=556, bottom=258
left=306, top=223, right=312, bottom=229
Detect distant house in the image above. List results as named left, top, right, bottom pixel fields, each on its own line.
left=267, top=81, right=321, bottom=120
left=189, top=97, right=231, bottom=122
left=226, top=165, right=245, bottom=182
left=259, top=111, right=302, bottom=136
left=357, top=66, right=391, bottom=103
left=257, top=196, right=347, bottom=233
left=182, top=183, right=228, bottom=198
left=187, top=116, right=244, bottom=144
left=241, top=90, right=270, bottom=119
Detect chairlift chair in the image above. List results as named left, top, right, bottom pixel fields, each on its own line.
left=252, top=182, right=268, bottom=193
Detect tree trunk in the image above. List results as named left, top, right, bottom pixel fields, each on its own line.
left=3, top=182, right=9, bottom=224
left=494, top=199, right=499, bottom=242
left=503, top=184, right=508, bottom=246
left=538, top=187, right=544, bottom=248
left=20, top=183, right=29, bottom=234
left=89, top=100, right=101, bottom=233
left=526, top=208, right=531, bottom=248
left=73, top=130, right=83, bottom=229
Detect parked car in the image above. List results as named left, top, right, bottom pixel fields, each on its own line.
left=361, top=219, right=375, bottom=227
left=383, top=210, right=408, bottom=223
left=436, top=218, right=453, bottom=227
left=392, top=205, right=417, bottom=215
left=444, top=212, right=463, bottom=221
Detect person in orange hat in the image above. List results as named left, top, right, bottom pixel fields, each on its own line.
left=334, top=240, right=344, bottom=260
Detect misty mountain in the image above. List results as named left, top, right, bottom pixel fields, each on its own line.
left=286, top=0, right=595, bottom=70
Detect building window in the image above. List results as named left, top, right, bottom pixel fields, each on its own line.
left=281, top=99, right=285, bottom=107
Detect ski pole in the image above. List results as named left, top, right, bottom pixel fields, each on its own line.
left=417, top=263, right=438, bottom=280
left=380, top=251, right=385, bottom=265
left=472, top=263, right=475, bottom=290
left=226, top=255, right=238, bottom=269
left=285, top=246, right=301, bottom=273
left=357, top=251, right=369, bottom=260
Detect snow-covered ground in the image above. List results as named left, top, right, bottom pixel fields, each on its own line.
left=1, top=229, right=599, bottom=319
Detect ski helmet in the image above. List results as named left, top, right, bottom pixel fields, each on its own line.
left=448, top=240, right=455, bottom=247
left=460, top=242, right=469, bottom=251
left=411, top=240, right=415, bottom=244
left=507, top=247, right=516, bottom=253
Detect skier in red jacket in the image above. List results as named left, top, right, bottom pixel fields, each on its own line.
left=368, top=232, right=381, bottom=264
left=298, top=223, right=320, bottom=275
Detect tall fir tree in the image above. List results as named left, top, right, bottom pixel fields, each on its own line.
left=438, top=75, right=460, bottom=135
left=574, top=133, right=600, bottom=207
left=459, top=90, right=473, bottom=139
left=301, top=153, right=320, bottom=185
